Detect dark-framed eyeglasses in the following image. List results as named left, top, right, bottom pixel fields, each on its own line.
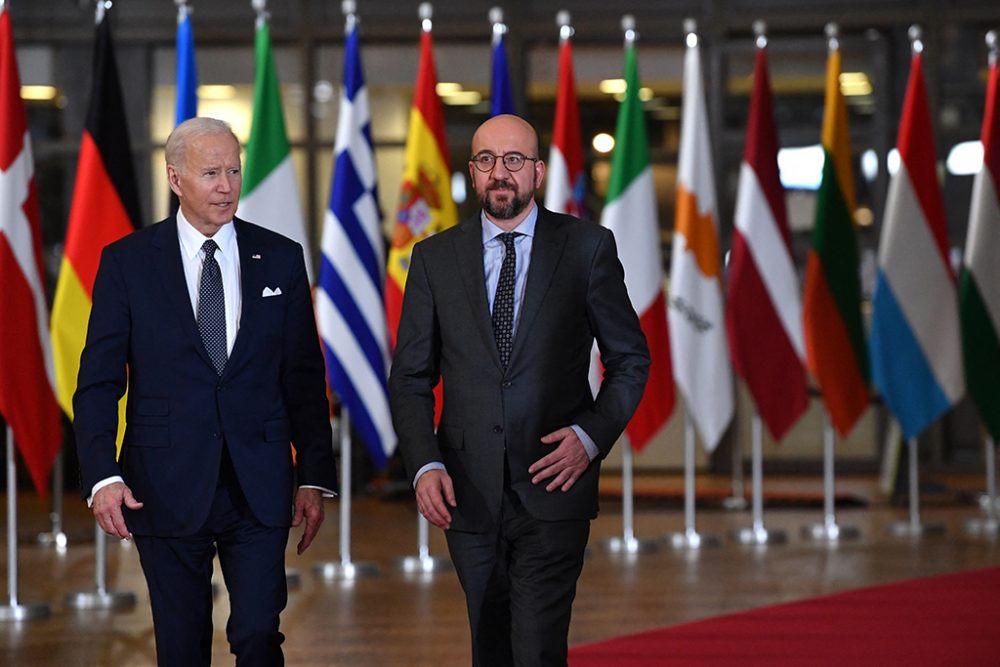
left=469, top=152, right=539, bottom=173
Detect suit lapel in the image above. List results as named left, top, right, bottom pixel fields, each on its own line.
left=227, top=218, right=262, bottom=372
left=151, top=217, right=217, bottom=371
left=454, top=216, right=503, bottom=370
left=509, top=209, right=566, bottom=365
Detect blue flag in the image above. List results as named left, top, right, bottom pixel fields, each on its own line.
left=316, top=22, right=396, bottom=468
left=490, top=35, right=515, bottom=116
left=175, top=5, right=197, bottom=125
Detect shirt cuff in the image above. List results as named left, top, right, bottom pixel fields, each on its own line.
left=413, top=461, right=446, bottom=488
left=299, top=485, right=337, bottom=498
left=88, top=475, right=124, bottom=507
left=571, top=425, right=599, bottom=461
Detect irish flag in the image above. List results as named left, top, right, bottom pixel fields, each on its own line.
left=668, top=28, right=733, bottom=452
left=238, top=14, right=312, bottom=278
left=51, top=9, right=139, bottom=421
left=726, top=40, right=808, bottom=442
left=870, top=47, right=964, bottom=440
left=385, top=20, right=458, bottom=351
left=600, top=41, right=675, bottom=450
left=960, top=46, right=1000, bottom=442
left=803, top=37, right=869, bottom=437
left=544, top=18, right=585, bottom=218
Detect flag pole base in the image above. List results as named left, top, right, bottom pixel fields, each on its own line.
left=314, top=560, right=380, bottom=581
left=601, top=535, right=659, bottom=554
left=887, top=520, right=945, bottom=537
left=395, top=554, right=453, bottom=575
left=977, top=493, right=1000, bottom=513
left=36, top=531, right=68, bottom=551
left=65, top=590, right=136, bottom=611
left=730, top=526, right=787, bottom=545
left=665, top=529, right=721, bottom=550
left=0, top=601, right=50, bottom=622
left=721, top=496, right=748, bottom=511
left=964, top=517, right=999, bottom=537
left=800, top=522, right=860, bottom=542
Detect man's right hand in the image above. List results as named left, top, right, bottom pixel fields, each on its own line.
left=92, top=481, right=143, bottom=540
left=414, top=469, right=456, bottom=530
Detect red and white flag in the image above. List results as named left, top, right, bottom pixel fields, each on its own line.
left=725, top=39, right=808, bottom=441
left=544, top=18, right=584, bottom=218
left=0, top=6, right=62, bottom=494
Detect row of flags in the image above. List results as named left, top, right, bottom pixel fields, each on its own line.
left=2, top=6, right=999, bottom=499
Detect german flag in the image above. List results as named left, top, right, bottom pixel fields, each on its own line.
left=51, top=10, right=139, bottom=421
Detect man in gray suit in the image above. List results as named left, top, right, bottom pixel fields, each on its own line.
left=389, top=114, right=650, bottom=666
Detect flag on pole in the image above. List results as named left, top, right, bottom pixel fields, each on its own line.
left=175, top=1, right=197, bottom=126
left=870, top=39, right=964, bottom=440
left=316, top=15, right=396, bottom=469
left=600, top=39, right=675, bottom=451
left=544, top=15, right=585, bottom=218
left=0, top=6, right=61, bottom=494
left=489, top=9, right=515, bottom=117
left=668, top=25, right=733, bottom=452
left=803, top=31, right=869, bottom=437
left=725, top=34, right=808, bottom=441
left=959, top=37, right=1000, bottom=442
left=385, top=20, right=458, bottom=351
left=238, top=13, right=312, bottom=279
left=51, top=9, right=140, bottom=423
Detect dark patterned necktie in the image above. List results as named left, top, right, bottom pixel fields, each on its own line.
left=198, top=239, right=227, bottom=375
left=492, top=232, right=519, bottom=369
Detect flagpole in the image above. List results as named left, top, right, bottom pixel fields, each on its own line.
left=667, top=408, right=720, bottom=549
left=600, top=15, right=660, bottom=558
left=732, top=411, right=786, bottom=545
left=0, top=427, right=50, bottom=621
left=802, top=412, right=859, bottom=541
left=36, top=448, right=68, bottom=550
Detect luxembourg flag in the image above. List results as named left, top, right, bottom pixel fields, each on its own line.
left=544, top=15, right=584, bottom=218
left=870, top=46, right=964, bottom=439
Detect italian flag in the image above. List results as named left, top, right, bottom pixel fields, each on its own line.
left=599, top=42, right=674, bottom=450
left=238, top=16, right=312, bottom=279
left=960, top=52, right=1000, bottom=443
left=803, top=41, right=869, bottom=437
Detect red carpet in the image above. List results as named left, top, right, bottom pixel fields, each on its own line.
left=569, top=566, right=1000, bottom=666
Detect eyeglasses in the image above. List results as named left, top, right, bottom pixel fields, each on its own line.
left=469, top=152, right=539, bottom=173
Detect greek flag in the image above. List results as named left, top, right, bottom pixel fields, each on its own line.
left=316, top=23, right=396, bottom=468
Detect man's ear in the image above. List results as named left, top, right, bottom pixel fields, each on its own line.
left=166, top=164, right=182, bottom=197
left=534, top=159, right=546, bottom=190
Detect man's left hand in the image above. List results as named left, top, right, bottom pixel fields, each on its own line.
left=292, top=487, right=325, bottom=555
left=529, top=427, right=591, bottom=492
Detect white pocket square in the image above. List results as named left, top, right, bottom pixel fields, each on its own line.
left=262, top=286, right=283, bottom=297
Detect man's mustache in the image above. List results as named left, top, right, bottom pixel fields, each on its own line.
left=487, top=180, right=516, bottom=192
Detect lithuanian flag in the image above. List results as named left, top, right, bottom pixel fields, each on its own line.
left=385, top=21, right=457, bottom=350
left=802, top=38, right=869, bottom=437
left=51, top=10, right=139, bottom=419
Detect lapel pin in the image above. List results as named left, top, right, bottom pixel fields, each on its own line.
left=251, top=253, right=262, bottom=260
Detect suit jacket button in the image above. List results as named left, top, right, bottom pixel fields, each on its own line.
left=492, top=425, right=503, bottom=434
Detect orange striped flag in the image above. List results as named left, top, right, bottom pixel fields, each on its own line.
left=51, top=10, right=138, bottom=424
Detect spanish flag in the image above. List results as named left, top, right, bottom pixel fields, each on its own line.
left=385, top=18, right=458, bottom=351
left=51, top=9, right=139, bottom=420
left=803, top=33, right=869, bottom=437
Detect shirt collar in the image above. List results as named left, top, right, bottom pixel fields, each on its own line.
left=481, top=202, right=538, bottom=246
left=176, top=208, right=237, bottom=260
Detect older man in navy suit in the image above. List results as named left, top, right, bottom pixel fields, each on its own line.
left=74, top=117, right=336, bottom=666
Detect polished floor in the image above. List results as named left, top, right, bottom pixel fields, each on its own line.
left=1, top=472, right=998, bottom=666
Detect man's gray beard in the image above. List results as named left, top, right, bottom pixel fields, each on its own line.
left=479, top=187, right=532, bottom=220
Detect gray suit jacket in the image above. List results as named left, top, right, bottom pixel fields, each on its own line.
left=389, top=206, right=650, bottom=531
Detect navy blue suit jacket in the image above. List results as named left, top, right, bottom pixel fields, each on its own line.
left=74, top=216, right=336, bottom=537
